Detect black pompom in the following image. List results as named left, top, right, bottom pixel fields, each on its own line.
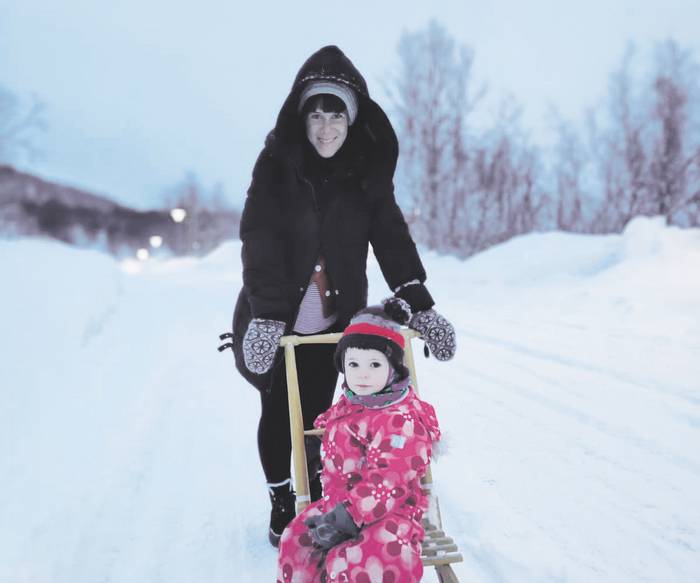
left=382, top=297, right=412, bottom=325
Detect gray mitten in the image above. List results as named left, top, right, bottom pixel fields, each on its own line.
left=409, top=309, right=456, bottom=361
left=242, top=318, right=285, bottom=374
left=303, top=503, right=359, bottom=550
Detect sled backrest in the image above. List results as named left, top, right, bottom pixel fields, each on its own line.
left=279, top=329, right=463, bottom=580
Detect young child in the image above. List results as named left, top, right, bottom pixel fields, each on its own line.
left=277, top=298, right=441, bottom=583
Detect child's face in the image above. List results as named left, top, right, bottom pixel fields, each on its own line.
left=343, top=347, right=392, bottom=395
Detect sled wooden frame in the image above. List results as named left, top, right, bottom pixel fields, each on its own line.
left=280, top=328, right=463, bottom=583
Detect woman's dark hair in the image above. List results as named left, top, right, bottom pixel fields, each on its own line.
left=299, top=93, right=348, bottom=119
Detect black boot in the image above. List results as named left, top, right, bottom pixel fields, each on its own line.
left=267, top=479, right=295, bottom=548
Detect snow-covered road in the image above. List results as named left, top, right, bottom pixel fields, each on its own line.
left=1, top=217, right=698, bottom=582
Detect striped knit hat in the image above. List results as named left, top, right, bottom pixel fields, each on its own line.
left=297, top=80, right=359, bottom=125
left=334, top=297, right=412, bottom=381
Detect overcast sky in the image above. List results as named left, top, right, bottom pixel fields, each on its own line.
left=2, top=0, right=699, bottom=210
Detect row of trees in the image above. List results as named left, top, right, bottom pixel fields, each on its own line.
left=556, top=41, right=700, bottom=233
left=3, top=27, right=698, bottom=259
left=391, top=21, right=700, bottom=257
left=0, top=164, right=240, bottom=258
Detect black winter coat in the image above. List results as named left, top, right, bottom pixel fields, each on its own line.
left=231, top=45, right=434, bottom=390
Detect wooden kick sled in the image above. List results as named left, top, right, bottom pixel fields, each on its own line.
left=280, top=328, right=463, bottom=583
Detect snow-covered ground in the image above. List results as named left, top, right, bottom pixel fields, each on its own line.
left=1, top=216, right=699, bottom=583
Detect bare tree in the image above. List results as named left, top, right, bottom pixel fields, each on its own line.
left=647, top=40, right=700, bottom=226
left=390, top=20, right=482, bottom=250
left=390, top=21, right=546, bottom=257
left=466, top=100, right=544, bottom=252
left=584, top=45, right=652, bottom=232
left=584, top=40, right=700, bottom=231
left=550, top=117, right=587, bottom=231
left=0, top=84, right=45, bottom=164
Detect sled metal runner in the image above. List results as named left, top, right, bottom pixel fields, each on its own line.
left=280, top=328, right=463, bottom=583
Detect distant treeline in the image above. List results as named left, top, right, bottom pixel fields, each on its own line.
left=0, top=165, right=240, bottom=258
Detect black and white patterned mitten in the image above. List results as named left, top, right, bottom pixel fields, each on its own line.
left=409, top=309, right=456, bottom=361
left=242, top=318, right=286, bottom=374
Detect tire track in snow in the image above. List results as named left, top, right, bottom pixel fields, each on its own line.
left=452, top=341, right=700, bottom=479
left=457, top=328, right=700, bottom=406
left=423, top=341, right=700, bottom=582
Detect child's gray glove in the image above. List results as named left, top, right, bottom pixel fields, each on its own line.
left=409, top=309, right=457, bottom=361
left=242, top=318, right=285, bottom=374
left=304, top=503, right=359, bottom=550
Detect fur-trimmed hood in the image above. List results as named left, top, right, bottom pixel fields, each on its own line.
left=264, top=45, right=399, bottom=183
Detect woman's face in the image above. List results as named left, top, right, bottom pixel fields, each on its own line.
left=343, top=347, right=392, bottom=395
left=305, top=108, right=348, bottom=158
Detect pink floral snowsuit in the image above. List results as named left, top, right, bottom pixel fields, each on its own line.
left=277, top=387, right=441, bottom=583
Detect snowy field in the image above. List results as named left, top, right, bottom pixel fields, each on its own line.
left=1, top=216, right=699, bottom=583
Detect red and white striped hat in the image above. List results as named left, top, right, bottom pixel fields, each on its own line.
left=333, top=297, right=412, bottom=378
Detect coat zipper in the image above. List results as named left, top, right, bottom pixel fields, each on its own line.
left=288, top=174, right=324, bottom=330
left=300, top=174, right=320, bottom=217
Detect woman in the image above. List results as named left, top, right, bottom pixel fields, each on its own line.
left=221, top=45, right=456, bottom=547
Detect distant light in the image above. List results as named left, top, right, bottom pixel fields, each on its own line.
left=170, top=208, right=187, bottom=223
left=149, top=235, right=163, bottom=248
left=136, top=248, right=150, bottom=261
